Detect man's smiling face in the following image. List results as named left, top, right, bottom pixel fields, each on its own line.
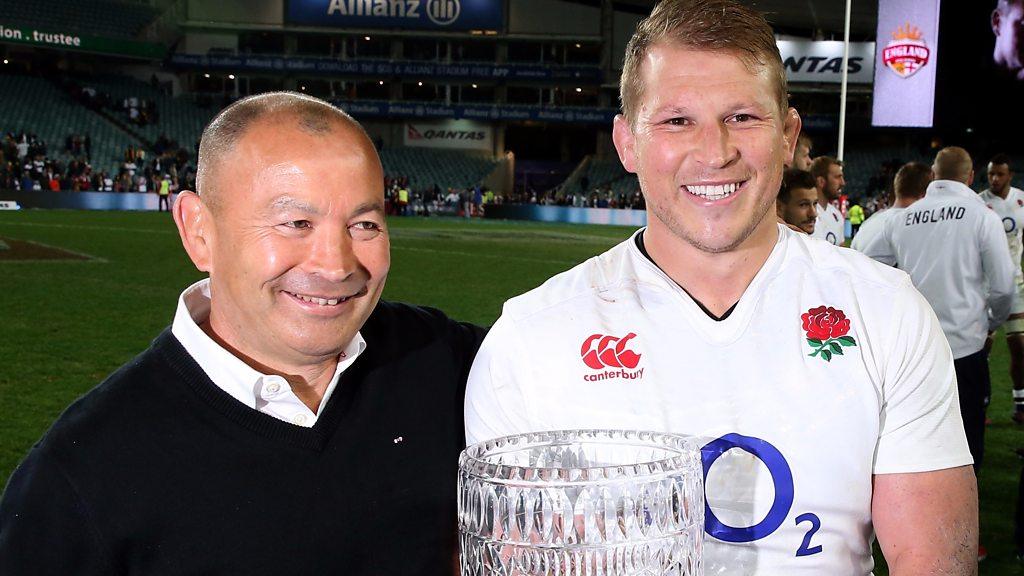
left=614, top=45, right=799, bottom=254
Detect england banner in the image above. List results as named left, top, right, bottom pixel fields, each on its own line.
left=872, top=0, right=942, bottom=127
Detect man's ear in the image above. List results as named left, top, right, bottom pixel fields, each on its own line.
left=783, top=108, right=802, bottom=163
left=172, top=191, right=213, bottom=273
left=992, top=8, right=1002, bottom=36
left=612, top=114, right=638, bottom=174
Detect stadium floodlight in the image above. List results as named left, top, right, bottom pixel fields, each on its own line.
left=575, top=43, right=581, bottom=48
left=2, top=59, right=7, bottom=65
left=471, top=83, right=477, bottom=89
left=378, top=80, right=384, bottom=85
left=575, top=87, right=582, bottom=93
left=229, top=74, right=235, bottom=80
left=418, top=81, right=423, bottom=86
left=203, top=73, right=210, bottom=78
left=364, top=35, right=371, bottom=41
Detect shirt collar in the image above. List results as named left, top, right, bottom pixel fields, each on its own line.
left=170, top=279, right=366, bottom=422
left=926, top=179, right=984, bottom=203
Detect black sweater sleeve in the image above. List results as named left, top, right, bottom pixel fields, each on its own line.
left=0, top=445, right=113, bottom=576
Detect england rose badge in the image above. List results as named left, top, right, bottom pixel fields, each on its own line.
left=802, top=306, right=857, bottom=362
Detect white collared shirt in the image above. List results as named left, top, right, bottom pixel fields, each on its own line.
left=171, top=279, right=366, bottom=427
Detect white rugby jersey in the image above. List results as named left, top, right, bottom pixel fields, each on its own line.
left=466, top=225, right=971, bottom=575
left=850, top=208, right=903, bottom=264
left=980, top=186, right=1024, bottom=288
left=860, top=180, right=1015, bottom=359
left=812, top=202, right=845, bottom=245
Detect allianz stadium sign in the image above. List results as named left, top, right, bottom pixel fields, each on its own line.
left=287, top=0, right=503, bottom=31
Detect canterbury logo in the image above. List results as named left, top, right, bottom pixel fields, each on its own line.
left=581, top=333, right=641, bottom=370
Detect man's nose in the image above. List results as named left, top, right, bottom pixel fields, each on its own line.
left=307, top=226, right=359, bottom=283
left=693, top=122, right=738, bottom=169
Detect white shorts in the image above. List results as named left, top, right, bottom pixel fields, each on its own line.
left=1013, top=274, right=1024, bottom=317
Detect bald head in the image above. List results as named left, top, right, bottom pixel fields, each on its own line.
left=197, top=92, right=372, bottom=210
left=932, top=146, right=974, bottom=184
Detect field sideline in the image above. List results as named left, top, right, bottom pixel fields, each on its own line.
left=1, top=209, right=1021, bottom=573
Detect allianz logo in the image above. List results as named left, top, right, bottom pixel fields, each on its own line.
left=327, top=0, right=462, bottom=25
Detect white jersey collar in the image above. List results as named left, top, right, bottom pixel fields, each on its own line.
left=926, top=179, right=984, bottom=203
left=626, top=225, right=789, bottom=345
left=170, top=279, right=366, bottom=427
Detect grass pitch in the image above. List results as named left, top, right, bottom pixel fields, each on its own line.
left=0, top=209, right=1021, bottom=574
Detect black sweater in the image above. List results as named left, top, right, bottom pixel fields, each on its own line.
left=0, top=301, right=485, bottom=575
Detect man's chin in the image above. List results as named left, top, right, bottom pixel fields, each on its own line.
left=800, top=225, right=815, bottom=235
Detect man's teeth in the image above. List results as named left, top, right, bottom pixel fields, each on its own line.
left=291, top=292, right=349, bottom=306
left=686, top=182, right=740, bottom=200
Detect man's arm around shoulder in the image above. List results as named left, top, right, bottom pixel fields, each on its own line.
left=873, top=466, right=978, bottom=575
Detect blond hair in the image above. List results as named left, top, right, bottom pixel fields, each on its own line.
left=619, top=0, right=788, bottom=125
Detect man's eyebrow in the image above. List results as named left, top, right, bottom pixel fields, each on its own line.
left=351, top=201, right=385, bottom=218
left=266, top=195, right=320, bottom=215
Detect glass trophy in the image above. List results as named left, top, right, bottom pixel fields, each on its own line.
left=459, top=429, right=704, bottom=575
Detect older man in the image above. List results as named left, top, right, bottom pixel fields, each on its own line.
left=465, top=0, right=977, bottom=573
left=0, top=93, right=484, bottom=575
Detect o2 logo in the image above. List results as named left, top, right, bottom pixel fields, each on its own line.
left=701, top=433, right=822, bottom=557
left=1004, top=216, right=1017, bottom=234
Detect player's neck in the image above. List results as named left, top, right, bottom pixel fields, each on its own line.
left=993, top=186, right=1010, bottom=200
left=816, top=192, right=829, bottom=208
left=644, top=216, right=778, bottom=317
left=893, top=196, right=920, bottom=208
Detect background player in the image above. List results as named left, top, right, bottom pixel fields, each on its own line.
left=980, top=154, right=1024, bottom=422
left=851, top=161, right=932, bottom=260
left=810, top=156, right=846, bottom=245
left=776, top=168, right=818, bottom=234
left=792, top=132, right=813, bottom=170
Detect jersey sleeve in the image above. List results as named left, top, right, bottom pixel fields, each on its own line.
left=0, top=445, right=112, bottom=575
left=464, top=311, right=535, bottom=447
left=855, top=214, right=897, bottom=266
left=873, top=279, right=973, bottom=474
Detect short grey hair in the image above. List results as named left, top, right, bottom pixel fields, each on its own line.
left=933, top=146, right=973, bottom=183
left=196, top=91, right=366, bottom=208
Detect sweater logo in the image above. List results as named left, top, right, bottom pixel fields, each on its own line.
left=802, top=306, right=857, bottom=362
left=581, top=332, right=644, bottom=381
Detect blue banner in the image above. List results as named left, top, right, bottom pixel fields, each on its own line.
left=286, top=0, right=503, bottom=31
left=332, top=100, right=618, bottom=124
left=168, top=53, right=602, bottom=82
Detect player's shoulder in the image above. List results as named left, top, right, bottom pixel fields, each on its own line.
left=499, top=233, right=639, bottom=322
left=780, top=226, right=911, bottom=292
